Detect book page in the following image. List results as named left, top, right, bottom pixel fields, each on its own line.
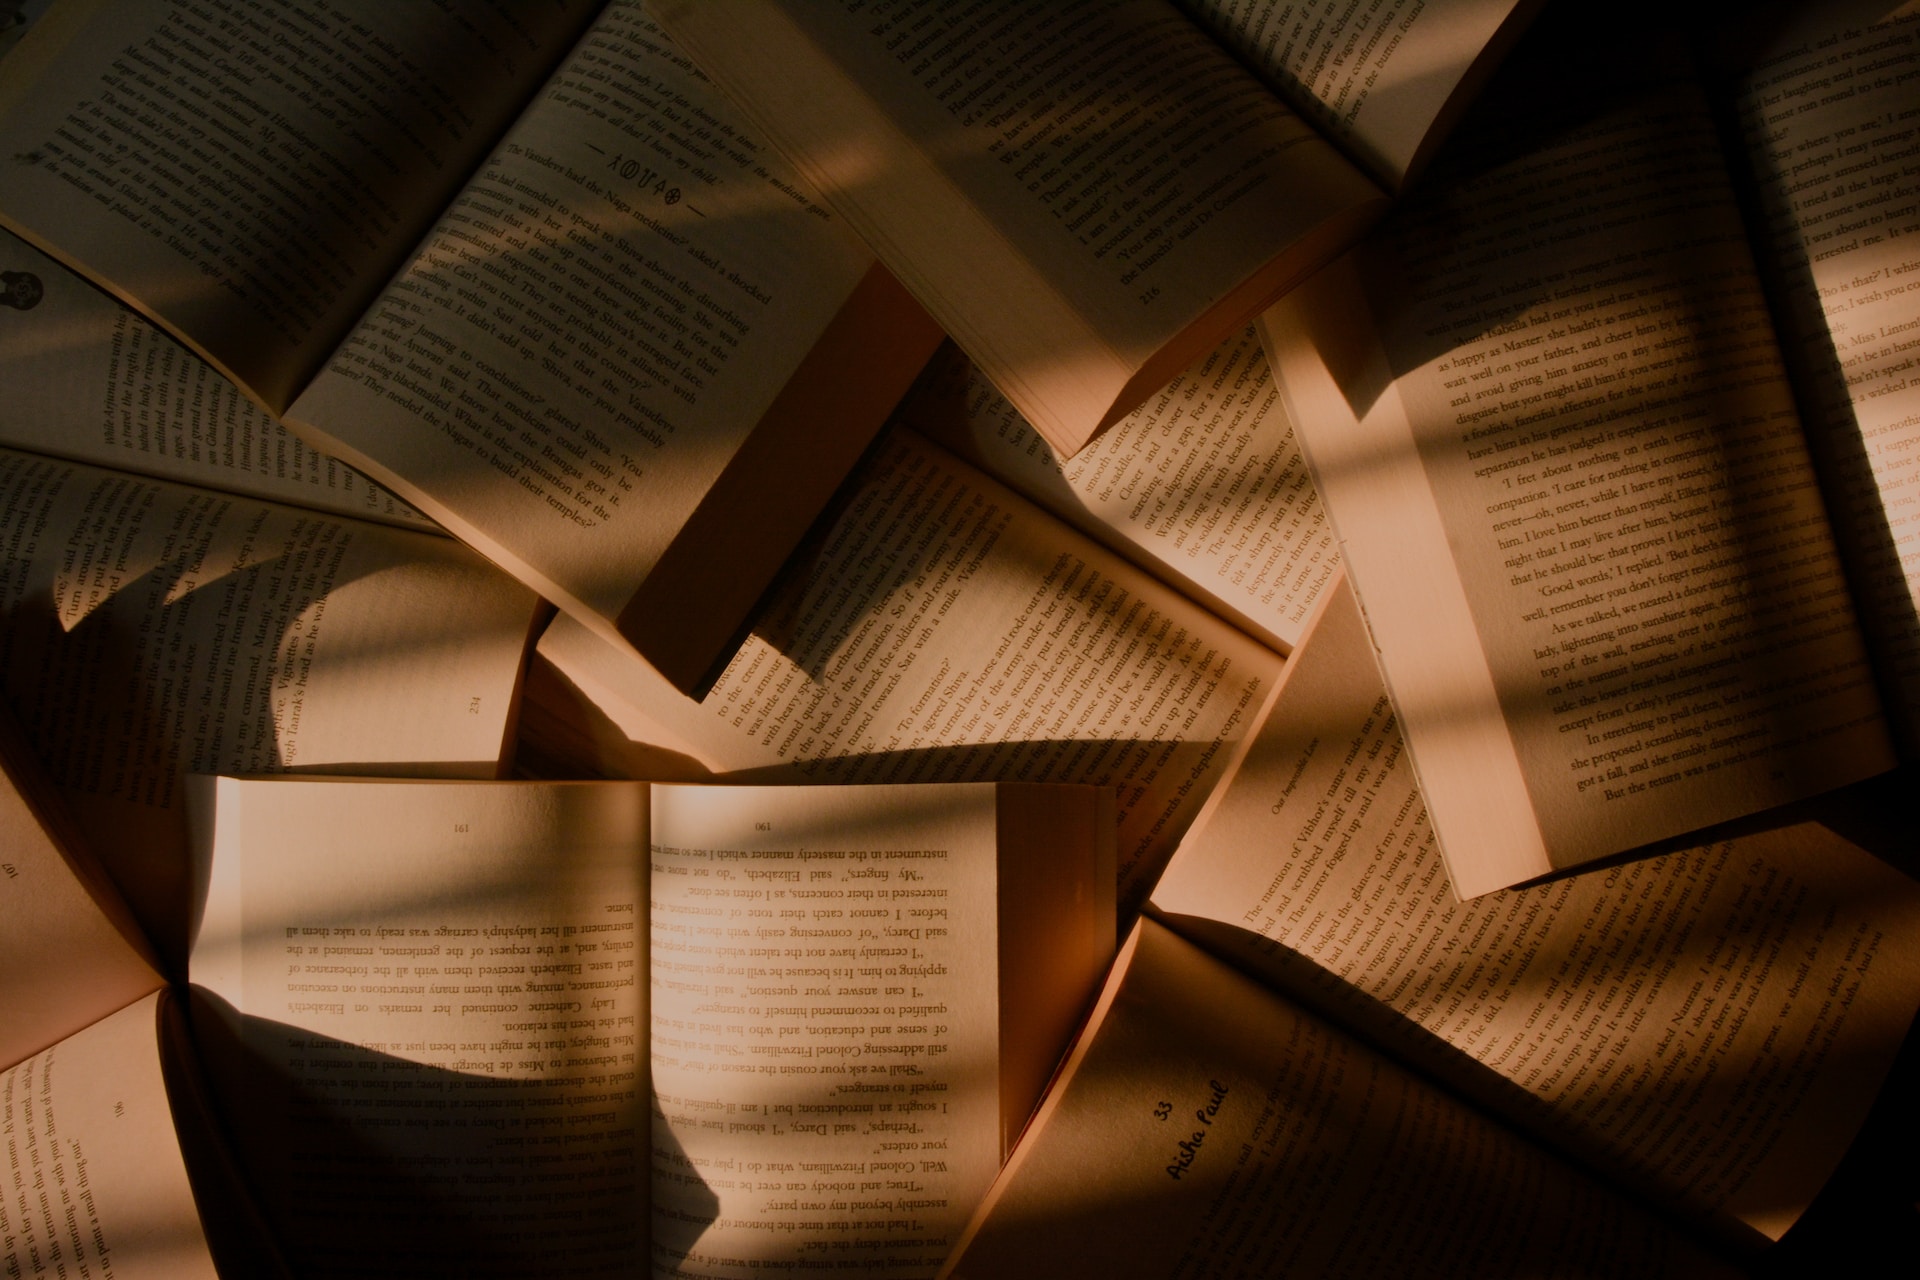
left=648, top=782, right=1005, bottom=1279
left=654, top=0, right=1384, bottom=456
left=535, top=428, right=1284, bottom=915
left=0, top=707, right=161, bottom=1068
left=1730, top=0, right=1920, bottom=752
left=1151, top=575, right=1920, bottom=1242
left=188, top=776, right=647, bottom=1278
left=1176, top=0, right=1536, bottom=188
left=0, top=449, right=540, bottom=963
left=0, top=233, right=434, bottom=530
left=0, top=0, right=600, bottom=409
left=2, top=993, right=219, bottom=1279
left=288, top=2, right=933, bottom=690
left=900, top=329, right=1337, bottom=653
left=1265, top=80, right=1895, bottom=894
left=942, top=919, right=1729, bottom=1278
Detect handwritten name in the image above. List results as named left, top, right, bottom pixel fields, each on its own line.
left=1164, top=1080, right=1228, bottom=1180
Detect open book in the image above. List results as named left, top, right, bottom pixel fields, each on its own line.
left=0, top=432, right=542, bottom=964
left=0, top=0, right=941, bottom=692
left=185, top=774, right=1113, bottom=1278
left=1261, top=3, right=1920, bottom=894
left=652, top=0, right=1542, bottom=457
left=932, top=573, right=1920, bottom=1274
left=4, top=686, right=1113, bottom=1277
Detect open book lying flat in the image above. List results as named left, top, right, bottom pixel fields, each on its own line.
left=182, top=774, right=1112, bottom=1279
left=1261, top=2, right=1920, bottom=895
left=4, top=752, right=1113, bottom=1278
left=653, top=0, right=1543, bottom=458
left=0, top=0, right=940, bottom=692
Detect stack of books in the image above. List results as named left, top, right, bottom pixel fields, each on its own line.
left=1, top=0, right=1915, bottom=1276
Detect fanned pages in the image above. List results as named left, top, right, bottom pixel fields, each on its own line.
left=0, top=449, right=542, bottom=962
left=3, top=3, right=1917, bottom=1273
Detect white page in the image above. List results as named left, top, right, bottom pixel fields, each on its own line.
left=1177, top=0, right=1535, bottom=187
left=654, top=0, right=1383, bottom=457
left=286, top=1, right=890, bottom=666
left=0, top=0, right=600, bottom=408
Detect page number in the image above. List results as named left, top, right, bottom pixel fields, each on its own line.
left=754, top=822, right=771, bottom=831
